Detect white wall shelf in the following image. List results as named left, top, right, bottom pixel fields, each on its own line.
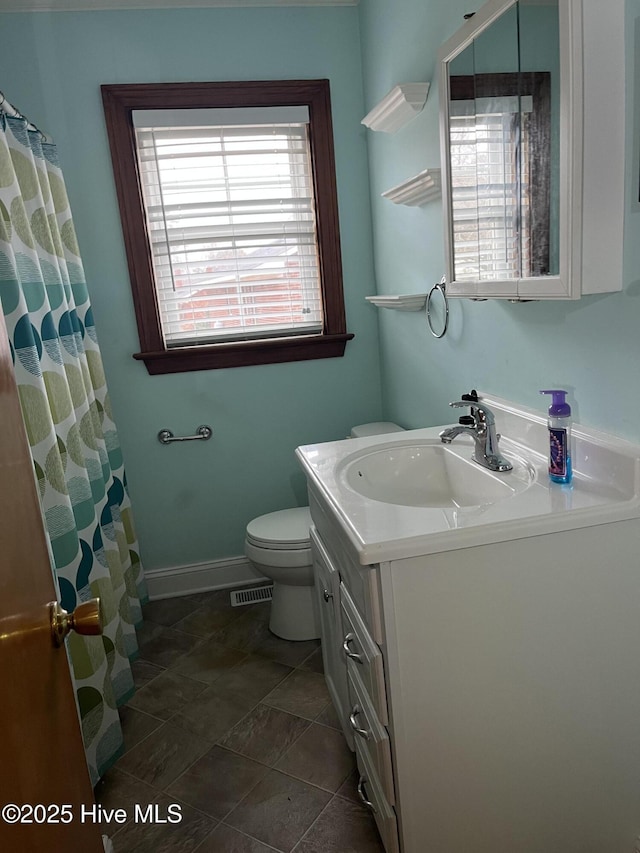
left=381, top=168, right=441, bottom=206
left=366, top=294, right=427, bottom=312
left=361, top=83, right=430, bottom=133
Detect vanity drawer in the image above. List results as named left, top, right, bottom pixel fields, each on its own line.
left=309, top=486, right=384, bottom=643
left=341, top=582, right=388, bottom=725
left=347, top=658, right=395, bottom=805
left=354, top=732, right=399, bottom=853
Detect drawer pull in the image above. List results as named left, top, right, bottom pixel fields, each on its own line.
left=349, top=704, right=371, bottom=740
left=357, top=775, right=377, bottom=813
left=323, top=588, right=333, bottom=602
left=343, top=632, right=363, bottom=663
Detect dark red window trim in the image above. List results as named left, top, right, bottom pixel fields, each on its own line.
left=101, top=80, right=353, bottom=374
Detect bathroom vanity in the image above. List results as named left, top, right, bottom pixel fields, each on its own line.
left=296, top=396, right=640, bottom=853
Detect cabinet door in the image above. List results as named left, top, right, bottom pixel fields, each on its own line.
left=439, top=0, right=624, bottom=300
left=310, top=527, right=352, bottom=748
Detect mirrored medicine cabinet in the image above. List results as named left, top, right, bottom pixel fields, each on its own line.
left=438, top=0, right=625, bottom=300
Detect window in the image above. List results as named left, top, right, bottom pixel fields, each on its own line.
left=448, top=73, right=551, bottom=282
left=101, top=81, right=352, bottom=374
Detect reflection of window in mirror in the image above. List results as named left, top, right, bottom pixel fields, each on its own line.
left=448, top=72, right=551, bottom=282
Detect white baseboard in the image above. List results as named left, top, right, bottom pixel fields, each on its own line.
left=144, top=555, right=266, bottom=600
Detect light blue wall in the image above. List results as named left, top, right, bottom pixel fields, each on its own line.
left=358, top=0, right=640, bottom=441
left=0, top=6, right=383, bottom=569
left=2, top=0, right=639, bottom=573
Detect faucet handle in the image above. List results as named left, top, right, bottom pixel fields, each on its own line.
left=450, top=399, right=496, bottom=425
left=450, top=389, right=479, bottom=410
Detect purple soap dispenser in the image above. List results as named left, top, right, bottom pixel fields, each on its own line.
left=539, top=390, right=572, bottom=484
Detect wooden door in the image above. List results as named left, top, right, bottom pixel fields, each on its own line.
left=0, top=310, right=104, bottom=852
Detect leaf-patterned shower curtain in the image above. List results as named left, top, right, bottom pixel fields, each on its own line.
left=0, top=111, right=146, bottom=785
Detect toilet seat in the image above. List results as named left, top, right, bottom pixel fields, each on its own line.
left=246, top=507, right=312, bottom=551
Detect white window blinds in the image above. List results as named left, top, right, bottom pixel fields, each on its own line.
left=132, top=107, right=323, bottom=347
left=449, top=96, right=532, bottom=282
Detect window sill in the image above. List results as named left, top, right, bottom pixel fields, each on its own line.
left=133, top=332, right=354, bottom=375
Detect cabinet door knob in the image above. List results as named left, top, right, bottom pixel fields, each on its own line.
left=342, top=632, right=363, bottom=663
left=349, top=704, right=371, bottom=740
left=323, top=588, right=333, bottom=603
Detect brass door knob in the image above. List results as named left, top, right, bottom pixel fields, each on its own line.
left=50, top=598, right=103, bottom=647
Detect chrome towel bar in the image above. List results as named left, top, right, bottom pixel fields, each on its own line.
left=157, top=425, right=213, bottom=445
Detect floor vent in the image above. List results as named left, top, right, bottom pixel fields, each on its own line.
left=230, top=585, right=274, bottom=607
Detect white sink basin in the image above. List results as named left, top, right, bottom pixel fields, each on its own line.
left=297, top=395, right=640, bottom=564
left=338, top=440, right=533, bottom=508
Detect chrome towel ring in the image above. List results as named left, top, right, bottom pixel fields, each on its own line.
left=426, top=276, right=449, bottom=338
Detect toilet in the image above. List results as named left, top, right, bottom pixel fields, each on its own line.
left=244, top=422, right=404, bottom=641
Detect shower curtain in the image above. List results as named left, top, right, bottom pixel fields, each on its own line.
left=0, top=109, right=146, bottom=785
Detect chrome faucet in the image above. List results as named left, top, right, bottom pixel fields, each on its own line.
left=439, top=397, right=513, bottom=472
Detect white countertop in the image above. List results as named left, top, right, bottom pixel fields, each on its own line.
left=296, top=397, right=640, bottom=565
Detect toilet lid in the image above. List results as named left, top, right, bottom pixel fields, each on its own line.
left=246, top=507, right=312, bottom=550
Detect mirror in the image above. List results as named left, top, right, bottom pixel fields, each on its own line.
left=439, top=0, right=563, bottom=296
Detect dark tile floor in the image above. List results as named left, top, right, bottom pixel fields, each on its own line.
left=96, top=589, right=385, bottom=853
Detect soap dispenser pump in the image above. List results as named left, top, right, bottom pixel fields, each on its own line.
left=539, top=390, right=572, bottom=484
